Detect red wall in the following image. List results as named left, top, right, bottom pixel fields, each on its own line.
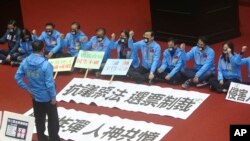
left=20, top=0, right=151, bottom=40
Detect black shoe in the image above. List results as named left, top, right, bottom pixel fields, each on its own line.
left=182, top=79, right=192, bottom=89
left=196, top=81, right=209, bottom=87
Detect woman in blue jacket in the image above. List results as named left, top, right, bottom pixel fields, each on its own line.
left=209, top=41, right=242, bottom=93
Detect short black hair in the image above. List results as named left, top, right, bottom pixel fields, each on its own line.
left=167, top=37, right=176, bottom=44
left=21, top=29, right=32, bottom=40
left=71, top=22, right=81, bottom=29
left=96, top=27, right=106, bottom=35
left=45, top=22, right=55, bottom=28
left=198, top=36, right=208, bottom=44
left=145, top=29, right=154, bottom=37
left=8, top=19, right=17, bottom=27
left=121, top=29, right=129, bottom=38
left=32, top=40, right=44, bottom=52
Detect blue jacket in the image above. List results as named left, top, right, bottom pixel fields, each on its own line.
left=240, top=56, right=250, bottom=82
left=128, top=38, right=161, bottom=73
left=184, top=46, right=215, bottom=77
left=83, top=36, right=113, bottom=62
left=35, top=30, right=62, bottom=54
left=159, top=48, right=185, bottom=78
left=19, top=35, right=35, bottom=56
left=218, top=54, right=242, bottom=81
left=63, top=31, right=88, bottom=57
left=110, top=39, right=140, bottom=68
left=15, top=53, right=56, bottom=102
left=0, top=27, right=21, bottom=54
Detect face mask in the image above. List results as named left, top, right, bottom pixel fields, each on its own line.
left=46, top=30, right=52, bottom=36
left=144, top=37, right=149, bottom=44
left=9, top=28, right=14, bottom=33
left=168, top=46, right=174, bottom=51
left=223, top=49, right=228, bottom=54
left=119, top=38, right=127, bottom=44
left=198, top=46, right=204, bottom=51
left=97, top=35, right=103, bottom=42
left=71, top=30, right=77, bottom=35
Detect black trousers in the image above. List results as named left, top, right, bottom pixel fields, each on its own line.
left=155, top=68, right=183, bottom=85
left=33, top=100, right=60, bottom=141
left=209, top=77, right=241, bottom=93
left=129, top=66, right=150, bottom=83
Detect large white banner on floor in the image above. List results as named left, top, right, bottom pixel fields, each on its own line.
left=24, top=107, right=172, bottom=141
left=57, top=78, right=209, bottom=119
left=226, top=82, right=250, bottom=105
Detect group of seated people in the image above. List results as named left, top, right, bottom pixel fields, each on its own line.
left=0, top=20, right=249, bottom=94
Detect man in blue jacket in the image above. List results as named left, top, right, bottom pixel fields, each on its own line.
left=83, top=27, right=114, bottom=76
left=32, top=23, right=63, bottom=58
left=156, top=38, right=185, bottom=84
left=128, top=30, right=161, bottom=84
left=15, top=40, right=60, bottom=141
left=62, top=22, right=88, bottom=57
left=181, top=37, right=215, bottom=89
left=0, top=19, right=21, bottom=64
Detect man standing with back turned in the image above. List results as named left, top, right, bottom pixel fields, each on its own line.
left=15, top=40, right=60, bottom=141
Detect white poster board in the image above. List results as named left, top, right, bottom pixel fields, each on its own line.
left=226, top=82, right=250, bottom=105
left=57, top=78, right=210, bottom=119
left=0, top=111, right=35, bottom=141
left=0, top=111, right=2, bottom=129
left=101, top=59, right=132, bottom=75
left=48, top=57, right=75, bottom=72
left=24, top=107, right=172, bottom=141
left=74, top=51, right=104, bottom=69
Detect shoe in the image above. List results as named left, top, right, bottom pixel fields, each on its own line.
left=95, top=71, right=101, bottom=78
left=222, top=89, right=228, bottom=93
left=10, top=61, right=20, bottom=67
left=196, top=81, right=209, bottom=87
left=182, top=79, right=192, bottom=89
left=0, top=60, right=2, bottom=64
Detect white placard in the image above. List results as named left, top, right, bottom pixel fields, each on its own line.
left=74, top=51, right=104, bottom=69
left=48, top=57, right=75, bottom=72
left=57, top=78, right=210, bottom=119
left=0, top=111, right=35, bottom=141
left=0, top=111, right=2, bottom=129
left=101, top=59, right=132, bottom=75
left=226, top=82, right=250, bottom=104
left=24, top=107, right=172, bottom=141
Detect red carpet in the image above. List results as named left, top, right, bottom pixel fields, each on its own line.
left=0, top=1, right=250, bottom=141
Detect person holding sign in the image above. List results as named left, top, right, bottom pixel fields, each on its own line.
left=209, top=42, right=243, bottom=93
left=0, top=19, right=21, bottom=64
left=110, top=29, right=140, bottom=69
left=15, top=40, right=60, bottom=141
left=62, top=22, right=88, bottom=57
left=10, top=29, right=34, bottom=66
left=181, top=37, right=215, bottom=89
left=83, top=27, right=114, bottom=76
left=32, top=22, right=63, bottom=59
left=128, top=30, right=161, bottom=84
left=156, top=38, right=185, bottom=85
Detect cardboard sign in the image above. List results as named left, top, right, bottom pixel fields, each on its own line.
left=101, top=59, right=132, bottom=75
left=226, top=82, right=250, bottom=105
left=57, top=78, right=210, bottom=119
left=0, top=111, right=35, bottom=141
left=24, top=107, right=172, bottom=141
left=0, top=111, right=2, bottom=129
left=48, top=57, right=75, bottom=72
left=74, top=51, right=104, bottom=69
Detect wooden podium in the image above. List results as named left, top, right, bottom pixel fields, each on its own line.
left=150, top=0, right=240, bottom=45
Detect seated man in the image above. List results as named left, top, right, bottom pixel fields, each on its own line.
left=181, top=36, right=215, bottom=89
left=83, top=27, right=114, bottom=76
left=156, top=38, right=185, bottom=84
left=128, top=30, right=161, bottom=84
left=0, top=19, right=21, bottom=64
left=62, top=22, right=88, bottom=57
left=32, top=22, right=63, bottom=58
left=209, top=42, right=243, bottom=93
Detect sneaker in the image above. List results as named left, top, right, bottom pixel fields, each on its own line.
left=95, top=71, right=101, bottom=78
left=0, top=60, right=2, bottom=64
left=196, top=81, right=209, bottom=87
left=10, top=61, right=20, bottom=67
left=182, top=79, right=192, bottom=89
left=222, top=89, right=228, bottom=93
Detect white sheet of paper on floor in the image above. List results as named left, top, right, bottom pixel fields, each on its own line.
left=56, top=78, right=210, bottom=119
left=226, top=82, right=250, bottom=105
left=0, top=111, right=35, bottom=141
left=24, top=107, right=172, bottom=141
